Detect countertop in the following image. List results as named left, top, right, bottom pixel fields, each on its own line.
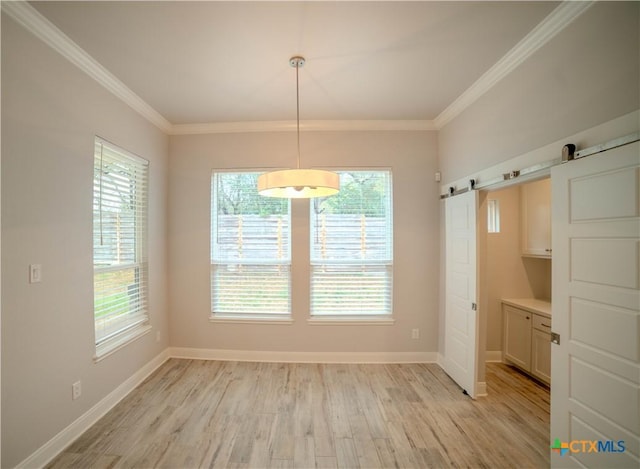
left=502, top=298, right=551, bottom=318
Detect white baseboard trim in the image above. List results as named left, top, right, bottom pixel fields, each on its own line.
left=169, top=347, right=438, bottom=364
left=437, top=352, right=502, bottom=367
left=16, top=349, right=171, bottom=469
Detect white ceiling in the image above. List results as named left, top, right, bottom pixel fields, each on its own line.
left=30, top=1, right=558, bottom=127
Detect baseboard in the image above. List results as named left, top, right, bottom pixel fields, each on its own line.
left=16, top=348, right=171, bottom=469
left=438, top=351, right=502, bottom=366
left=169, top=347, right=438, bottom=364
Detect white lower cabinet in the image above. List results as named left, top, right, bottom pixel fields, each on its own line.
left=531, top=329, right=551, bottom=383
left=503, top=301, right=551, bottom=385
left=530, top=313, right=551, bottom=383
left=503, top=305, right=532, bottom=370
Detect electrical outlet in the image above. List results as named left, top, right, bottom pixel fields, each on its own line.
left=156, top=330, right=161, bottom=343
left=72, top=381, right=82, bottom=400
left=411, top=328, right=420, bottom=339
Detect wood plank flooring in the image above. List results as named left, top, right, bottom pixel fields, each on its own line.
left=48, top=360, right=550, bottom=468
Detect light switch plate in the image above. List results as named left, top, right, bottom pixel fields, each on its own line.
left=29, top=264, right=42, bottom=283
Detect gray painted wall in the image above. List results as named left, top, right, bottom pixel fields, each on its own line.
left=1, top=15, right=170, bottom=467
left=168, top=131, right=440, bottom=354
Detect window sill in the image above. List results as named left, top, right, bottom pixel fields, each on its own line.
left=94, top=324, right=152, bottom=363
left=307, top=316, right=395, bottom=326
left=209, top=315, right=294, bottom=325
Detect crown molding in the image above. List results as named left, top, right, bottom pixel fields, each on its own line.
left=2, top=0, right=173, bottom=133
left=4, top=0, right=592, bottom=135
left=170, top=119, right=437, bottom=135
left=1, top=1, right=435, bottom=136
left=434, top=0, right=594, bottom=130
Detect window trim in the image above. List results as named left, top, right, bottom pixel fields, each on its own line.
left=94, top=325, right=152, bottom=363
left=209, top=315, right=294, bottom=325
left=307, top=316, right=395, bottom=325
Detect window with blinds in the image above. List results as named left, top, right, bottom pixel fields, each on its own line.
left=211, top=172, right=291, bottom=317
left=93, top=138, right=149, bottom=356
left=310, top=170, right=393, bottom=316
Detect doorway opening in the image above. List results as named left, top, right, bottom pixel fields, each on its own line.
left=477, top=176, right=552, bottom=395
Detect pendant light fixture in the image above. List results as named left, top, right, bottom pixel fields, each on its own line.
left=258, top=56, right=340, bottom=198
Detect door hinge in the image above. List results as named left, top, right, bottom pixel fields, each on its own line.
left=551, top=332, right=560, bottom=345
left=471, top=303, right=477, bottom=311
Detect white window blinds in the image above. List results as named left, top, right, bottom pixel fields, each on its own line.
left=310, top=170, right=393, bottom=315
left=211, top=172, right=291, bottom=316
left=93, top=138, right=149, bottom=351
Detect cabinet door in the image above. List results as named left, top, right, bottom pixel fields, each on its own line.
left=531, top=329, right=551, bottom=384
left=521, top=178, right=551, bottom=258
left=503, top=305, right=532, bottom=371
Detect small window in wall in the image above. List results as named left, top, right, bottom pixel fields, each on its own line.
left=487, top=199, right=500, bottom=233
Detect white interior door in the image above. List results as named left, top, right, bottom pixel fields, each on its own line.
left=444, top=190, right=478, bottom=398
left=551, top=141, right=639, bottom=467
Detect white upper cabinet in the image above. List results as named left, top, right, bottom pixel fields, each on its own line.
left=520, top=178, right=551, bottom=258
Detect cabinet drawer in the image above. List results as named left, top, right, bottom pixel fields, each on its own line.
left=533, top=314, right=551, bottom=332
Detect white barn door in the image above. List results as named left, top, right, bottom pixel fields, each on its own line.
left=444, top=190, right=479, bottom=398
left=551, top=141, right=639, bottom=467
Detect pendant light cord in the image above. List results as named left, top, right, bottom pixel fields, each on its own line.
left=295, top=60, right=301, bottom=170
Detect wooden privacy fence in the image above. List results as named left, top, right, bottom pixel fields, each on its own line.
left=215, top=214, right=390, bottom=261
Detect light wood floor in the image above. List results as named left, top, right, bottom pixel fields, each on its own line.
left=48, top=360, right=550, bottom=468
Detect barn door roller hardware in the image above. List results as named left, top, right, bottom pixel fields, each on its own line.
left=503, top=170, right=520, bottom=180
left=438, top=132, right=639, bottom=199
